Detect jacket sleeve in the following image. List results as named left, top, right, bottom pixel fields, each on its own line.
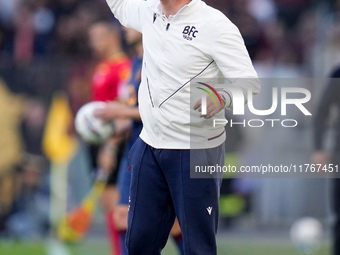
left=106, top=0, right=144, bottom=32
left=211, top=19, right=261, bottom=109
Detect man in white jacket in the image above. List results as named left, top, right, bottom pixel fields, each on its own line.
left=104, top=0, right=260, bottom=254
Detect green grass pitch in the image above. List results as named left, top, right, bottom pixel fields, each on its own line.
left=0, top=238, right=330, bottom=255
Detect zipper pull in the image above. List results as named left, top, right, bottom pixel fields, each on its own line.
left=166, top=23, right=170, bottom=31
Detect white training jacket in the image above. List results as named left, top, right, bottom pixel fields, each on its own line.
left=106, top=0, right=261, bottom=149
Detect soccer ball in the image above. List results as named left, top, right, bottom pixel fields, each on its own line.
left=290, top=217, right=323, bottom=254
left=75, top=102, right=115, bottom=144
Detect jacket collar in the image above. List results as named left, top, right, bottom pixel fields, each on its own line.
left=151, top=0, right=201, bottom=17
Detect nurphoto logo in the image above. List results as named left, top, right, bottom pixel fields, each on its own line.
left=197, top=83, right=312, bottom=128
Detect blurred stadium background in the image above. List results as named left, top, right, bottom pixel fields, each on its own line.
left=0, top=0, right=339, bottom=254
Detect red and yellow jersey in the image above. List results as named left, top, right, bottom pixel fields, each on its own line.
left=91, top=52, right=131, bottom=102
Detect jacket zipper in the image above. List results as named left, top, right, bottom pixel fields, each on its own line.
left=162, top=3, right=188, bottom=31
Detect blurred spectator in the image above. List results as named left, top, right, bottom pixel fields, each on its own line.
left=52, top=2, right=100, bottom=57
left=0, top=0, right=21, bottom=25
left=53, top=0, right=80, bottom=19
left=248, top=0, right=277, bottom=24
left=6, top=154, right=49, bottom=240
left=0, top=0, right=108, bottom=60
left=0, top=0, right=324, bottom=71
left=32, top=0, right=56, bottom=55
left=0, top=79, right=22, bottom=179
left=67, top=61, right=92, bottom=117
left=20, top=97, right=47, bottom=156
left=13, top=1, right=35, bottom=65
left=0, top=78, right=23, bottom=235
left=275, top=0, right=313, bottom=29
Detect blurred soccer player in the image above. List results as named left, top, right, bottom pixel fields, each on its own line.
left=105, top=0, right=260, bottom=254
left=88, top=21, right=131, bottom=255
left=95, top=26, right=143, bottom=255
left=95, top=27, right=185, bottom=255
left=312, top=67, right=340, bottom=255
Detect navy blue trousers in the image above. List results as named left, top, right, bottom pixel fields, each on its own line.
left=126, top=137, right=224, bottom=255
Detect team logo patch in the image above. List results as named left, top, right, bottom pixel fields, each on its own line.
left=182, top=26, right=198, bottom=41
